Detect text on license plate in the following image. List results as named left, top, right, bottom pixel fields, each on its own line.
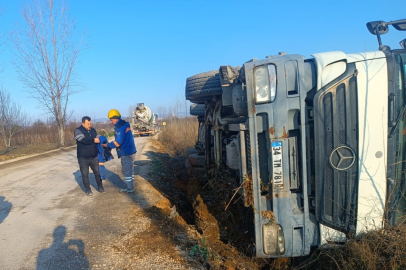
left=272, top=142, right=283, bottom=187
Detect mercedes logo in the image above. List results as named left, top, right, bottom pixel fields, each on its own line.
left=329, top=146, right=356, bottom=171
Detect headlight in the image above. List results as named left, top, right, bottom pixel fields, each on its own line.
left=254, top=65, right=277, bottom=103
left=263, top=223, right=285, bottom=255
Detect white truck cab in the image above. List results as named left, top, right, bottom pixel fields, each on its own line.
left=186, top=19, right=406, bottom=258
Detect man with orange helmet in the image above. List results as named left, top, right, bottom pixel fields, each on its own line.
left=104, top=109, right=137, bottom=193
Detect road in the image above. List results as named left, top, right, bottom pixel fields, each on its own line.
left=0, top=136, right=201, bottom=270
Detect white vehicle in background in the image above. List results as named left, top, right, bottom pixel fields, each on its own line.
left=186, top=19, right=406, bottom=257
left=132, top=103, right=158, bottom=136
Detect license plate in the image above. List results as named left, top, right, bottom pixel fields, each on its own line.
left=271, top=142, right=283, bottom=187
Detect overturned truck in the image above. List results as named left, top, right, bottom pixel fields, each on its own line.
left=186, top=19, right=406, bottom=258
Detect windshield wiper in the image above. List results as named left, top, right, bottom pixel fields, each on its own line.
left=389, top=105, right=406, bottom=138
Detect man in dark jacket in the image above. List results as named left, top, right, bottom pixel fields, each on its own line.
left=74, top=116, right=104, bottom=196
left=103, top=109, right=137, bottom=193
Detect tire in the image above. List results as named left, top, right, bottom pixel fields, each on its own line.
left=185, top=70, right=222, bottom=103
left=190, top=104, right=205, bottom=116
left=189, top=153, right=206, bottom=167
left=185, top=148, right=198, bottom=169
left=185, top=158, right=191, bottom=169
left=186, top=148, right=198, bottom=157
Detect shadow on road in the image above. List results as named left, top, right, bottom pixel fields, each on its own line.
left=104, top=167, right=127, bottom=190
left=104, top=158, right=155, bottom=191
left=36, top=226, right=89, bottom=270
left=73, top=170, right=104, bottom=193
left=0, top=196, right=12, bottom=224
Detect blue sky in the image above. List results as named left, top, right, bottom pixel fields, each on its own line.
left=1, top=0, right=406, bottom=121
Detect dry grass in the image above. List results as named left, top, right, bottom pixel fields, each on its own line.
left=0, top=120, right=113, bottom=161
left=0, top=144, right=61, bottom=162
left=1, top=120, right=113, bottom=148
left=157, top=117, right=198, bottom=156
left=298, top=225, right=406, bottom=270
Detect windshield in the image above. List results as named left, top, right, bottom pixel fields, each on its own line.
left=390, top=53, right=406, bottom=225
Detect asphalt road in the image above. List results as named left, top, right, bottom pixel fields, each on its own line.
left=0, top=136, right=158, bottom=269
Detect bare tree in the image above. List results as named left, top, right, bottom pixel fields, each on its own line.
left=0, top=8, right=5, bottom=74
left=11, top=0, right=85, bottom=146
left=0, top=88, right=26, bottom=147
left=177, top=87, right=188, bottom=118
left=128, top=104, right=136, bottom=119
left=156, top=106, right=167, bottom=120
left=174, top=96, right=183, bottom=118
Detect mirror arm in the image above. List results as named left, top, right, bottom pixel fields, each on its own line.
left=376, top=24, right=383, bottom=47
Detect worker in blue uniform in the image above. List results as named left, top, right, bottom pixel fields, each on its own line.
left=103, top=109, right=137, bottom=193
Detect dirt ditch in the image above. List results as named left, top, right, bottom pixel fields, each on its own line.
left=147, top=139, right=293, bottom=270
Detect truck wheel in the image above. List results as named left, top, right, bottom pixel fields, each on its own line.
left=185, top=70, right=222, bottom=103
left=190, top=104, right=205, bottom=116
left=186, top=148, right=198, bottom=157
left=185, top=148, right=198, bottom=169
left=189, top=153, right=206, bottom=167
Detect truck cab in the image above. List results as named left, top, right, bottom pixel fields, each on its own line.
left=132, top=103, right=158, bottom=136
left=186, top=19, right=406, bottom=257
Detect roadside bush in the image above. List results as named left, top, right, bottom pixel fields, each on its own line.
left=9, top=120, right=77, bottom=147
left=157, top=117, right=198, bottom=155
left=300, top=224, right=406, bottom=270
left=0, top=119, right=114, bottom=148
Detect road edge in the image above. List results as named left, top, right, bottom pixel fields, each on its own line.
left=0, top=145, right=76, bottom=166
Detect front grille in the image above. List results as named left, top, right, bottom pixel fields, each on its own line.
left=314, top=69, right=359, bottom=234
left=258, top=131, right=270, bottom=187
left=323, top=92, right=334, bottom=217
left=246, top=131, right=252, bottom=175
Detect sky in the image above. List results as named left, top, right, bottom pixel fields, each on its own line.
left=0, top=0, right=406, bottom=122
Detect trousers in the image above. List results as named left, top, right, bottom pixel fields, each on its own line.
left=121, top=154, right=134, bottom=189
left=78, top=156, right=103, bottom=190
left=99, top=165, right=107, bottom=180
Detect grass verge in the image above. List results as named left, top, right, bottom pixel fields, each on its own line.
left=300, top=225, right=406, bottom=270
left=157, top=117, right=198, bottom=155
left=0, top=144, right=62, bottom=162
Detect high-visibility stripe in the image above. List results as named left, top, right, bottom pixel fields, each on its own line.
left=113, top=141, right=120, bottom=147
left=99, top=162, right=104, bottom=166
left=75, top=134, right=85, bottom=141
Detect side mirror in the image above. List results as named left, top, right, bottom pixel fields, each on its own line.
left=366, top=21, right=389, bottom=35
left=393, top=22, right=406, bottom=31
left=399, top=39, right=406, bottom=49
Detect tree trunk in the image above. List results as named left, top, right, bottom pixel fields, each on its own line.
left=6, top=130, right=11, bottom=147
left=58, top=121, right=64, bottom=147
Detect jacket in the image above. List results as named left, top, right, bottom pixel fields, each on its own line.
left=74, top=125, right=98, bottom=159
left=107, top=119, right=137, bottom=158
left=97, top=135, right=114, bottom=162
